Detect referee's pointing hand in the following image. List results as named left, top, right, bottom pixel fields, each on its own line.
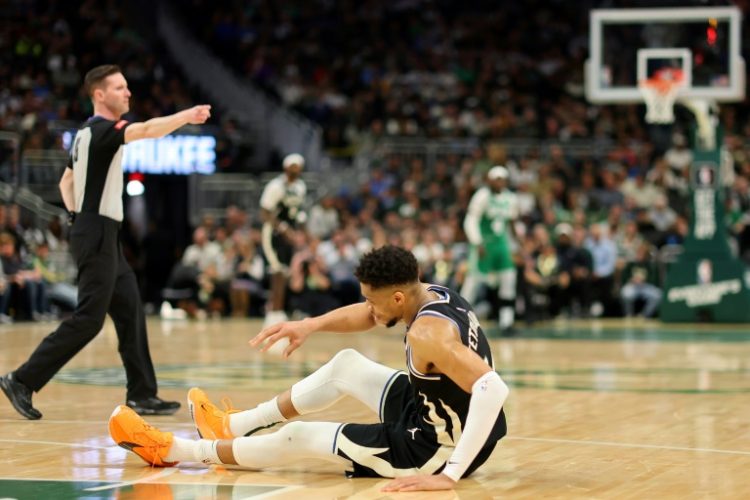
left=184, top=105, right=212, bottom=124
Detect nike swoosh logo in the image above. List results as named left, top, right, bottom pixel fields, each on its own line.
left=117, top=441, right=143, bottom=451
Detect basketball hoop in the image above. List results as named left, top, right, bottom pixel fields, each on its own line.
left=638, top=68, right=686, bottom=124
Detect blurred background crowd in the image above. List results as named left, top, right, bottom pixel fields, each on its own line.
left=1, top=0, right=749, bottom=324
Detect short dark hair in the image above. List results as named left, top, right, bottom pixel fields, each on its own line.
left=84, top=64, right=122, bottom=97
left=354, top=245, right=419, bottom=289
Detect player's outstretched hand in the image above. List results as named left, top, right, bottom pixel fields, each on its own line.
left=250, top=320, right=313, bottom=358
left=184, top=105, right=211, bottom=124
left=381, top=473, right=456, bottom=492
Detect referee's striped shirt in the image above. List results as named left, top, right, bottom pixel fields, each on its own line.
left=68, top=116, right=132, bottom=222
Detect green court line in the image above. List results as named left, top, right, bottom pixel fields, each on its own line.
left=0, top=478, right=283, bottom=500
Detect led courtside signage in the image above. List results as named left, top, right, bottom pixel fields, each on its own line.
left=63, top=132, right=216, bottom=175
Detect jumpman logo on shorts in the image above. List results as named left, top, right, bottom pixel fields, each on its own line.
left=407, top=427, right=421, bottom=440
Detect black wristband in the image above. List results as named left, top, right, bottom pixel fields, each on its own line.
left=67, top=211, right=76, bottom=226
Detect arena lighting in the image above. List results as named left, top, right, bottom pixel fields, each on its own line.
left=126, top=178, right=145, bottom=197
left=62, top=132, right=217, bottom=175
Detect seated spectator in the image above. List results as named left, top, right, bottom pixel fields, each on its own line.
left=620, top=243, right=662, bottom=318
left=198, top=244, right=235, bottom=317
left=619, top=172, right=663, bottom=209
left=229, top=237, right=267, bottom=318
left=288, top=236, right=338, bottom=317
left=657, top=216, right=689, bottom=248
left=648, top=194, right=678, bottom=236
left=167, top=227, right=222, bottom=316
left=317, top=229, right=360, bottom=307
left=32, top=240, right=76, bottom=317
left=555, top=223, right=593, bottom=317
left=412, top=229, right=443, bottom=282
left=584, top=224, right=617, bottom=317
left=664, top=133, right=693, bottom=173
left=307, top=196, right=339, bottom=240
left=523, top=226, right=570, bottom=318
left=614, top=220, right=645, bottom=265
left=591, top=170, right=625, bottom=211
left=0, top=232, right=37, bottom=321
left=4, top=204, right=29, bottom=258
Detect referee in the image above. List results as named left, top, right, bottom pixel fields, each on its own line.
left=0, top=65, right=211, bottom=420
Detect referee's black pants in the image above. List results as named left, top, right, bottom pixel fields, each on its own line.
left=15, top=213, right=157, bottom=400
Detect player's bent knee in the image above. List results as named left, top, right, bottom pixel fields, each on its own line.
left=330, top=348, right=367, bottom=373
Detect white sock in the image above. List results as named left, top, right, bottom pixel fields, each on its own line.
left=164, top=437, right=221, bottom=464
left=499, top=307, right=514, bottom=329
left=229, top=397, right=286, bottom=437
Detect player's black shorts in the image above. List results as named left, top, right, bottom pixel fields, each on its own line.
left=261, top=224, right=294, bottom=272
left=334, top=372, right=499, bottom=478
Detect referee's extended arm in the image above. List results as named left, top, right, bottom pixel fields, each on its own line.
left=124, top=105, right=211, bottom=143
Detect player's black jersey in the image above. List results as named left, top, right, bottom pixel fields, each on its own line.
left=68, top=116, right=131, bottom=222
left=405, top=284, right=506, bottom=446
left=259, top=175, right=307, bottom=227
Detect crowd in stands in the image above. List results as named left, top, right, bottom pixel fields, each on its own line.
left=0, top=204, right=75, bottom=323
left=2, top=1, right=750, bottom=325
left=156, top=136, right=750, bottom=322
left=185, top=0, right=750, bottom=154
left=0, top=0, right=250, bottom=178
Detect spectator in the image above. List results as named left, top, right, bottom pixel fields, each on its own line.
left=307, top=196, right=339, bottom=240
left=229, top=237, right=266, bottom=318
left=620, top=243, right=662, bottom=318
left=317, top=229, right=360, bottom=307
left=584, top=224, right=617, bottom=317
left=614, top=220, right=645, bottom=265
left=555, top=223, right=592, bottom=317
left=664, top=133, right=693, bottom=173
left=32, top=241, right=76, bottom=317
left=288, top=237, right=338, bottom=318
left=524, top=226, right=569, bottom=319
left=647, top=194, right=678, bottom=235
left=620, top=172, right=663, bottom=209
left=0, top=232, right=35, bottom=321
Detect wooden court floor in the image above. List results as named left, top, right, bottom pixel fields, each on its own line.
left=1, top=317, right=749, bottom=499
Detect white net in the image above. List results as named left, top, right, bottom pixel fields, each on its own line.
left=638, top=79, right=684, bottom=124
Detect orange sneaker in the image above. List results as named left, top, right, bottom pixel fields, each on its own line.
left=109, top=405, right=178, bottom=467
left=187, top=387, right=237, bottom=440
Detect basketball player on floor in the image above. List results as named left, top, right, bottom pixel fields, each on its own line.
left=110, top=245, right=508, bottom=492
left=461, top=165, right=519, bottom=335
left=259, top=153, right=307, bottom=328
left=0, top=65, right=210, bottom=420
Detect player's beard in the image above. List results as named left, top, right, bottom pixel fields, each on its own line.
left=385, top=317, right=398, bottom=328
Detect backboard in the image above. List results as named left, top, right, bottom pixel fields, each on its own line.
left=585, top=6, right=745, bottom=104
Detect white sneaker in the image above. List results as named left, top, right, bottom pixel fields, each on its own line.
left=590, top=302, right=604, bottom=318
left=262, top=310, right=288, bottom=329
left=160, top=301, right=187, bottom=320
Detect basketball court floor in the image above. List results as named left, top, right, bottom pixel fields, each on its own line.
left=1, top=317, right=749, bottom=499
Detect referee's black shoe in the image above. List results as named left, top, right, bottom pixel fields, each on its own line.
left=126, top=397, right=181, bottom=416
left=0, top=372, right=42, bottom=420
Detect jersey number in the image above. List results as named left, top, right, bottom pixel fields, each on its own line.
left=72, top=136, right=81, bottom=163
left=467, top=310, right=480, bottom=351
